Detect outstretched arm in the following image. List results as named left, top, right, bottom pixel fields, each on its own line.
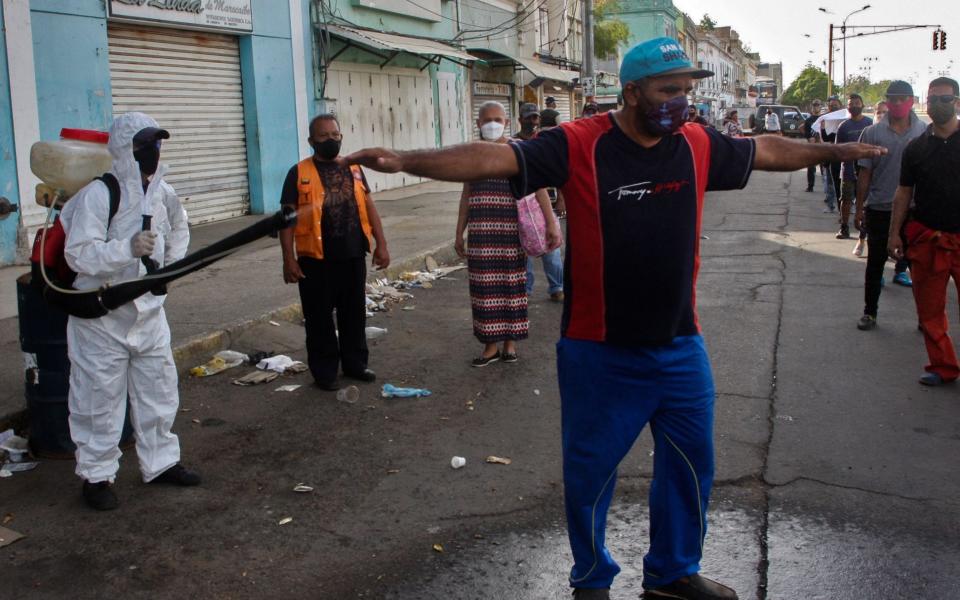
left=753, top=135, right=885, bottom=172
left=340, top=142, right=519, bottom=182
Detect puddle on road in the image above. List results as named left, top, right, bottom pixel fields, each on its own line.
left=380, top=494, right=960, bottom=599
left=767, top=512, right=960, bottom=599
left=382, top=500, right=761, bottom=600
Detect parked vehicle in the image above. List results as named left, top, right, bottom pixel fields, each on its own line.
left=752, top=104, right=806, bottom=138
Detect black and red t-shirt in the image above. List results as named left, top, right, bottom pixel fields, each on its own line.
left=510, top=114, right=755, bottom=346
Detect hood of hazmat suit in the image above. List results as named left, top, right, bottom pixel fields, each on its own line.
left=58, top=112, right=188, bottom=484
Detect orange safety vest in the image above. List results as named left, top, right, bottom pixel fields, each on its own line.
left=293, top=158, right=374, bottom=260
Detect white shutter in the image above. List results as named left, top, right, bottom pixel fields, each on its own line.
left=470, top=95, right=513, bottom=141
left=107, top=23, right=250, bottom=224
left=326, top=63, right=433, bottom=192
left=553, top=92, right=572, bottom=123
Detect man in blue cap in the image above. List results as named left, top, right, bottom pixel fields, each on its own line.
left=343, top=37, right=884, bottom=600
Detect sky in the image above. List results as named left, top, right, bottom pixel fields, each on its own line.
left=672, top=0, right=958, bottom=92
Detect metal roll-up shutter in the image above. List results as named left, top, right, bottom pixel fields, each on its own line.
left=553, top=91, right=572, bottom=123
left=470, top=95, right=513, bottom=140
left=107, top=23, right=250, bottom=224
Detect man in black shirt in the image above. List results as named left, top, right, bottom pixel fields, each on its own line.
left=279, top=114, right=389, bottom=390
left=343, top=37, right=883, bottom=600
left=889, top=77, right=960, bottom=386
left=802, top=99, right=822, bottom=192
left=541, top=96, right=562, bottom=127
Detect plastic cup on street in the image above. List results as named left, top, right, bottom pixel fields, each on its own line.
left=450, top=456, right=466, bottom=469
left=336, top=385, right=359, bottom=404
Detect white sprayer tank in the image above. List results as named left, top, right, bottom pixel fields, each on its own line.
left=30, top=128, right=112, bottom=205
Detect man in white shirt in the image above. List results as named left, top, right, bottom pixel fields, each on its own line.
left=764, top=108, right=782, bottom=135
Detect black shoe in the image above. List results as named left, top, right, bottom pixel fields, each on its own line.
left=150, top=464, right=201, bottom=486
left=344, top=368, right=376, bottom=383
left=572, top=589, right=609, bottom=600
left=82, top=480, right=119, bottom=511
left=835, top=226, right=851, bottom=239
left=314, top=379, right=340, bottom=391
left=857, top=315, right=877, bottom=330
left=805, top=187, right=814, bottom=192
left=644, top=574, right=738, bottom=600
left=502, top=352, right=518, bottom=363
left=471, top=351, right=500, bottom=368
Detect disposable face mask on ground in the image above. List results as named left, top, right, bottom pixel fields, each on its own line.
left=480, top=122, right=505, bottom=140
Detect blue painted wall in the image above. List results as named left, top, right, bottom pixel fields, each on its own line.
left=0, top=3, right=19, bottom=264
left=241, top=0, right=300, bottom=214
left=31, top=8, right=113, bottom=140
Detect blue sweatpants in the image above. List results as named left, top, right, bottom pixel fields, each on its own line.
left=557, top=335, right=715, bottom=590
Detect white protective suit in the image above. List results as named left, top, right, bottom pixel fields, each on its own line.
left=60, top=112, right=189, bottom=484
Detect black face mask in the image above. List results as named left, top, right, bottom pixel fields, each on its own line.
left=312, top=139, right=341, bottom=161
left=133, top=144, right=160, bottom=176
left=520, top=121, right=538, bottom=135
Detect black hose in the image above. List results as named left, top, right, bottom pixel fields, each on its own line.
left=45, top=206, right=296, bottom=318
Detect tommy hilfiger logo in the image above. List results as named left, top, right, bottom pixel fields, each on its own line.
left=608, top=180, right=690, bottom=201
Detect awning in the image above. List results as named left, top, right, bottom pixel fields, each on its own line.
left=467, top=48, right=579, bottom=84
left=321, top=24, right=476, bottom=69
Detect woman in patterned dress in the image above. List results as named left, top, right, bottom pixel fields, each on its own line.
left=454, top=101, right=561, bottom=367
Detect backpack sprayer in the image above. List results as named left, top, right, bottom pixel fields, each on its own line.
left=29, top=128, right=297, bottom=319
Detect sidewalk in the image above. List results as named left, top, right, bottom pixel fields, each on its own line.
left=0, top=180, right=463, bottom=428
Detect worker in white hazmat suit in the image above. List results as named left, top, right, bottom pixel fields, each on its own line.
left=60, top=112, right=197, bottom=511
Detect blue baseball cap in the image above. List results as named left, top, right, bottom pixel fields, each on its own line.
left=619, top=37, right=713, bottom=84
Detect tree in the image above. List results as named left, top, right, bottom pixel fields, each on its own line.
left=843, top=75, right=892, bottom=107
left=593, top=0, right=630, bottom=59
left=781, top=66, right=834, bottom=109
left=699, top=13, right=716, bottom=31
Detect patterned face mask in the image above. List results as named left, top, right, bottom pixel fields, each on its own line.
left=642, top=94, right=690, bottom=135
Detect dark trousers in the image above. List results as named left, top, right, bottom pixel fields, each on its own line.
left=806, top=165, right=816, bottom=190
left=829, top=162, right=841, bottom=205
left=864, top=209, right=909, bottom=317
left=297, top=256, right=369, bottom=384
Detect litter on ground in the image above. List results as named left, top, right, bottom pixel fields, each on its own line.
left=257, top=355, right=307, bottom=374
left=189, top=350, right=248, bottom=377
left=232, top=370, right=280, bottom=386
left=381, top=384, right=432, bottom=398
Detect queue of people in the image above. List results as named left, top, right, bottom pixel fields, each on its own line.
left=799, top=78, right=960, bottom=388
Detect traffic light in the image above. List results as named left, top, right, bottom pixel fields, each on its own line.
left=934, top=30, right=940, bottom=50
left=942, top=30, right=947, bottom=50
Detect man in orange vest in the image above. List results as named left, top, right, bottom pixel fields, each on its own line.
left=279, top=114, right=389, bottom=390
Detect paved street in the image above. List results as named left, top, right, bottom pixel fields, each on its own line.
left=2, top=170, right=958, bottom=599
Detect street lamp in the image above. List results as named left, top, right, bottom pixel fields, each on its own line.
left=842, top=5, right=871, bottom=95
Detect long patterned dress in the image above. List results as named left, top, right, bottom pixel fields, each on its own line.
left=466, top=178, right=529, bottom=343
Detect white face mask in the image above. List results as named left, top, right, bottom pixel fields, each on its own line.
left=480, top=121, right=505, bottom=140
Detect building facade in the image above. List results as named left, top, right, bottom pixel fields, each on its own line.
left=0, top=0, right=309, bottom=265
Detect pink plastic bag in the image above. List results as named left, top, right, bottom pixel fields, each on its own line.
left=517, top=193, right=561, bottom=257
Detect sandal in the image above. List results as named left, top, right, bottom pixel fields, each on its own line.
left=471, top=351, right=501, bottom=368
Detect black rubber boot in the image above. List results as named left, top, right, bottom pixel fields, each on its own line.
left=82, top=480, right=119, bottom=511
left=150, top=464, right=201, bottom=486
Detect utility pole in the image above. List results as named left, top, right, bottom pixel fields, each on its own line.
left=582, top=0, right=595, bottom=99
left=827, top=23, right=834, bottom=98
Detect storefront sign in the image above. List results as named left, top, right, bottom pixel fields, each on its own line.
left=109, top=0, right=253, bottom=33
left=473, top=82, right=511, bottom=97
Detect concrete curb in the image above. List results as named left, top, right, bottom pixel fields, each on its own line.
left=170, top=240, right=460, bottom=373
left=0, top=241, right=459, bottom=431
